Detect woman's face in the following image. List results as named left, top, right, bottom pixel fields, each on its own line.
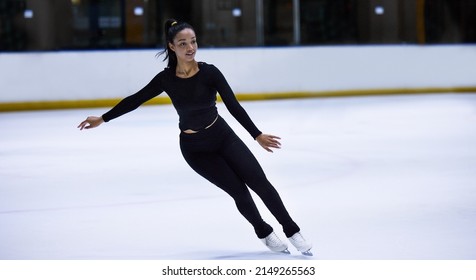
left=169, top=28, right=197, bottom=63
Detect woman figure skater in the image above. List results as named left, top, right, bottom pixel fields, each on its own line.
left=78, top=19, right=312, bottom=256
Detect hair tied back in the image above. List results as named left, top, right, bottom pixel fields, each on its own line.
left=158, top=19, right=194, bottom=68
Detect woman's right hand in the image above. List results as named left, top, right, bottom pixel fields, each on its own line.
left=78, top=116, right=104, bottom=130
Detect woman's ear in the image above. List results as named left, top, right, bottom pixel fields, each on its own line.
left=168, top=42, right=175, bottom=52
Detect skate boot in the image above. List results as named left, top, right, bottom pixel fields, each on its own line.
left=288, top=232, right=313, bottom=256
left=261, top=231, right=290, bottom=254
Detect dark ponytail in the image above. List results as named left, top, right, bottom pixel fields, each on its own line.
left=157, top=19, right=195, bottom=69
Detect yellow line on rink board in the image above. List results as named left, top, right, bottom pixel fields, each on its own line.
left=1, top=87, right=475, bottom=112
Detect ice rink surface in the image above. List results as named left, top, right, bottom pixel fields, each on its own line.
left=1, top=93, right=475, bottom=260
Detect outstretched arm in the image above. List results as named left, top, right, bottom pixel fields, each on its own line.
left=212, top=66, right=261, bottom=136
left=211, top=65, right=282, bottom=152
left=77, top=72, right=164, bottom=131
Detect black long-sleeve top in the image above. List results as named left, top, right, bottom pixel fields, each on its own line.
left=102, top=62, right=262, bottom=139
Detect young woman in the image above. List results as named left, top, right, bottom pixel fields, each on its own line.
left=78, top=19, right=312, bottom=256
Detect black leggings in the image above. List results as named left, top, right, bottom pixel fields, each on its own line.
left=179, top=116, right=300, bottom=238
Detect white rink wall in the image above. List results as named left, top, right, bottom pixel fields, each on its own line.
left=1, top=45, right=476, bottom=103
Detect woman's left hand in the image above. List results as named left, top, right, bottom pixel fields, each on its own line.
left=256, top=134, right=281, bottom=153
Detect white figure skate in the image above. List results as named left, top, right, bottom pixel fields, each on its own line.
left=261, top=231, right=290, bottom=254
left=288, top=232, right=313, bottom=256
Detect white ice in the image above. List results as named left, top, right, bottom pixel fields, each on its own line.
left=1, top=93, right=475, bottom=260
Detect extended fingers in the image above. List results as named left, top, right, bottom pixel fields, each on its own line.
left=258, top=134, right=282, bottom=152
left=263, top=134, right=281, bottom=147
left=267, top=135, right=281, bottom=147
left=78, top=118, right=93, bottom=130
left=266, top=139, right=281, bottom=149
left=77, top=120, right=88, bottom=130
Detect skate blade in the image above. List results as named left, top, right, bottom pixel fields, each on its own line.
left=301, top=250, right=313, bottom=256
left=281, top=249, right=291, bottom=254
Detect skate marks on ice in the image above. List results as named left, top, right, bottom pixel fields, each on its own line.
left=163, top=250, right=315, bottom=260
